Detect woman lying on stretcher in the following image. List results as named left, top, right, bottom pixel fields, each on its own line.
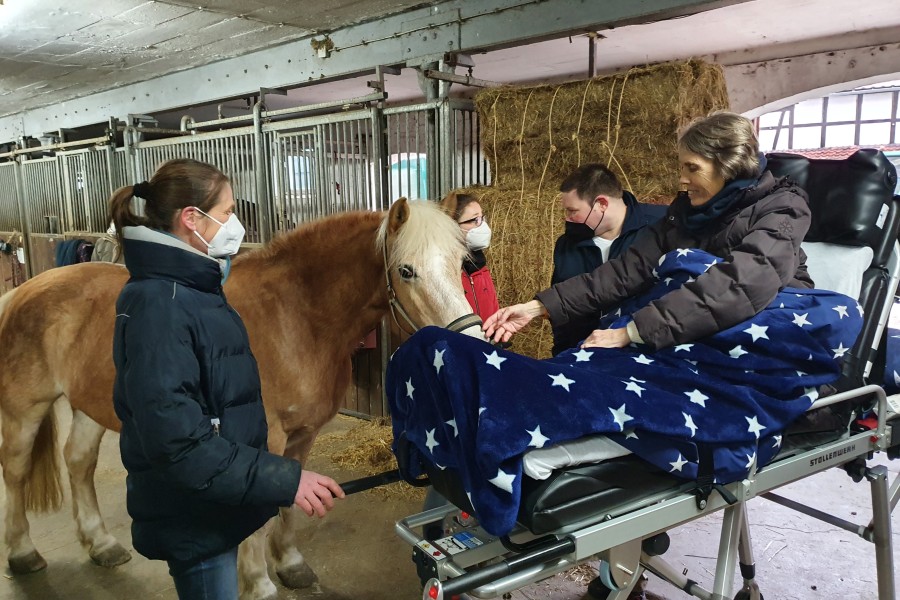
left=484, top=111, right=813, bottom=351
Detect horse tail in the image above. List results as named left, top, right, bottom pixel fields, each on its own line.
left=24, top=409, right=63, bottom=514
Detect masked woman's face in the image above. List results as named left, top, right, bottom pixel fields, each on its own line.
left=679, top=150, right=725, bottom=207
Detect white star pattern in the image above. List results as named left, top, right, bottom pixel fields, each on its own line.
left=686, top=276, right=696, bottom=284
left=489, top=468, right=516, bottom=493
left=425, top=428, right=440, bottom=453
left=664, top=277, right=674, bottom=286
left=832, top=343, right=849, bottom=359
left=746, top=415, right=766, bottom=439
left=405, top=378, right=415, bottom=399
left=669, top=453, right=689, bottom=472
left=704, top=260, right=718, bottom=271
left=676, top=248, right=692, bottom=257
left=624, top=380, right=645, bottom=397
left=484, top=351, right=507, bottom=370
left=572, top=348, right=593, bottom=362
left=833, top=305, right=849, bottom=319
left=743, top=323, right=769, bottom=342
left=745, top=452, right=756, bottom=470
left=434, top=462, right=446, bottom=470
left=674, top=344, right=694, bottom=352
left=772, top=434, right=783, bottom=448
left=796, top=370, right=807, bottom=377
left=685, top=389, right=708, bottom=407
left=445, top=419, right=458, bottom=438
left=792, top=312, right=812, bottom=327
left=625, top=429, right=639, bottom=440
left=633, top=354, right=654, bottom=365
left=729, top=345, right=748, bottom=359
left=549, top=373, right=576, bottom=392
left=478, top=407, right=486, bottom=416
left=527, top=425, right=550, bottom=448
left=652, top=268, right=658, bottom=279
left=609, top=404, right=634, bottom=431
left=433, top=349, right=445, bottom=374
left=683, top=412, right=698, bottom=437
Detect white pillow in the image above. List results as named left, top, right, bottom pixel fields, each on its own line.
left=801, top=241, right=873, bottom=300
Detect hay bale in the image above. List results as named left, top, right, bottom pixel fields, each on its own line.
left=476, top=59, right=729, bottom=196
left=466, top=59, right=729, bottom=358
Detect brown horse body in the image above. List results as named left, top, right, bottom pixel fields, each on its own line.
left=0, top=199, right=476, bottom=599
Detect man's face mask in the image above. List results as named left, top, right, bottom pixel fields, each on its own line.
left=466, top=219, right=492, bottom=252
left=564, top=199, right=604, bottom=243
left=193, top=208, right=246, bottom=258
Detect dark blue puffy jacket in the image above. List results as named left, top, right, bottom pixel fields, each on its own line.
left=549, top=192, right=667, bottom=355
left=113, top=226, right=301, bottom=564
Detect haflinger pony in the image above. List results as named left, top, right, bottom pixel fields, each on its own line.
left=0, top=196, right=482, bottom=599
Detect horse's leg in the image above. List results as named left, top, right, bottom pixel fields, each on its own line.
left=64, top=409, right=131, bottom=567
left=237, top=521, right=277, bottom=600
left=237, top=422, right=290, bottom=600
left=1, top=400, right=60, bottom=574
left=269, top=428, right=320, bottom=589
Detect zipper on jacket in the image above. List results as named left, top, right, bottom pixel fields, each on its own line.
left=211, top=417, right=221, bottom=436
left=467, top=273, right=480, bottom=314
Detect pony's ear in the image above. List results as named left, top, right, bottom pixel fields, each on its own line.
left=440, top=192, right=459, bottom=216
left=388, top=197, right=410, bottom=234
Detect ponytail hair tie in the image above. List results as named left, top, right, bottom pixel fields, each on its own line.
left=132, top=181, right=153, bottom=201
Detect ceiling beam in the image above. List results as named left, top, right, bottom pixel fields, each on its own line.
left=0, top=0, right=751, bottom=142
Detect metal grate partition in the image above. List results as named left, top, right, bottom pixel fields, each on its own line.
left=21, top=157, right=63, bottom=234
left=60, top=148, right=113, bottom=232
left=0, top=162, right=20, bottom=231
left=269, top=109, right=380, bottom=233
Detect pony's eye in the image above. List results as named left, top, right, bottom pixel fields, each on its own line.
left=398, top=265, right=417, bottom=281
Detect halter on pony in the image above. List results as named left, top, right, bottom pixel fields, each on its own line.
left=381, top=236, right=484, bottom=336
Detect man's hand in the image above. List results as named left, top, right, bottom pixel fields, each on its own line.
left=483, top=300, right=547, bottom=344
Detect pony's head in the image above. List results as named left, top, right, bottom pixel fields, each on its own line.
left=378, top=197, right=485, bottom=338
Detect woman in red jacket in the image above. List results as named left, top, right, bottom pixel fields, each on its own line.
left=450, top=192, right=500, bottom=322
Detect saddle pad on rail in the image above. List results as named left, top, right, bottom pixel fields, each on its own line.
left=388, top=249, right=863, bottom=536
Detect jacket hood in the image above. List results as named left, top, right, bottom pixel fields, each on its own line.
left=122, top=226, right=223, bottom=293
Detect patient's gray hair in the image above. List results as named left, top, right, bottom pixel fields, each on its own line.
left=678, top=111, right=760, bottom=181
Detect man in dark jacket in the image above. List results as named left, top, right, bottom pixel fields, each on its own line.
left=550, top=164, right=667, bottom=354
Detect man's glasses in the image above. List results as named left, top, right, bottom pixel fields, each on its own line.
left=458, top=215, right=484, bottom=227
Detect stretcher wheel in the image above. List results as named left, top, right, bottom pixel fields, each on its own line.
left=734, top=590, right=764, bottom=600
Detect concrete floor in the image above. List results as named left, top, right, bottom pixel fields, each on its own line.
left=1, top=407, right=897, bottom=600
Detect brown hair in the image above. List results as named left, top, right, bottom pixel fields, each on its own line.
left=108, top=158, right=230, bottom=246
left=451, top=193, right=480, bottom=222
left=559, top=163, right=624, bottom=203
left=678, top=111, right=760, bottom=181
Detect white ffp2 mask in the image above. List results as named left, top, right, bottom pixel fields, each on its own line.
left=193, top=209, right=246, bottom=258
left=465, top=219, right=492, bottom=252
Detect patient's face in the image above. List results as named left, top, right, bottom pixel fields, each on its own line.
left=679, top=150, right=725, bottom=207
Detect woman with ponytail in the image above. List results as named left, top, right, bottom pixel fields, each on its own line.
left=110, top=158, right=343, bottom=600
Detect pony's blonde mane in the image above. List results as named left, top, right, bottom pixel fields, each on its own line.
left=377, top=200, right=467, bottom=269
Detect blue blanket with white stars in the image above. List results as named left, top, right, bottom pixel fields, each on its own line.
left=388, top=249, right=864, bottom=536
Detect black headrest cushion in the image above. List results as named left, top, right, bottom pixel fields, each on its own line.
left=766, top=149, right=898, bottom=247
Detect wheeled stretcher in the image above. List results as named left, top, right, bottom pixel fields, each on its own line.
left=392, top=150, right=900, bottom=600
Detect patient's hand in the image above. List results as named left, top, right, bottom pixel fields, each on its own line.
left=483, top=300, right=546, bottom=343
left=581, top=327, right=630, bottom=349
